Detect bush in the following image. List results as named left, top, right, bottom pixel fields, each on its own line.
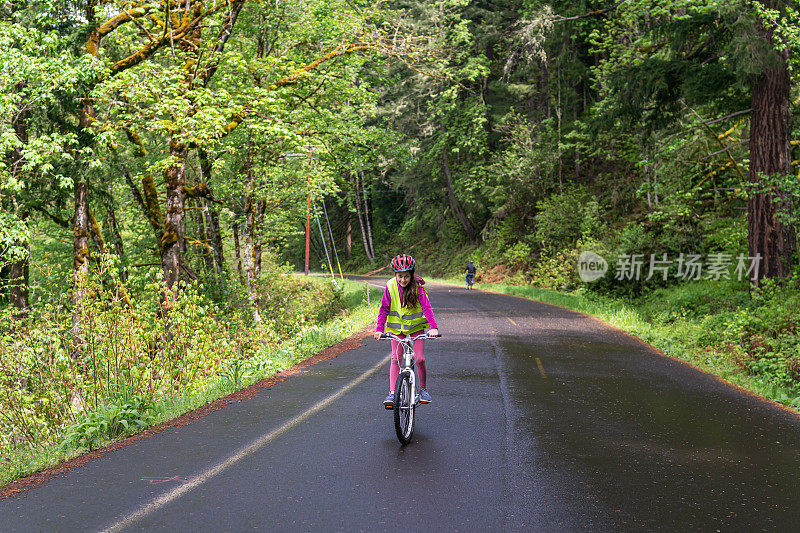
left=502, top=242, right=533, bottom=270
left=534, top=187, right=605, bottom=251
left=0, top=260, right=345, bottom=457
left=256, top=270, right=345, bottom=336
left=688, top=278, right=800, bottom=391
left=61, top=393, right=155, bottom=452
left=531, top=247, right=581, bottom=291
left=702, top=217, right=747, bottom=255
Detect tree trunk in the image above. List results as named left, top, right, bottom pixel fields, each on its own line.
left=233, top=220, right=245, bottom=284
left=209, top=206, right=225, bottom=278
left=161, top=139, right=189, bottom=288
left=71, top=2, right=100, bottom=359
left=160, top=1, right=207, bottom=290
left=352, top=173, right=374, bottom=263
left=643, top=136, right=653, bottom=209
left=197, top=200, right=215, bottom=276
left=244, top=198, right=261, bottom=321
left=439, top=130, right=476, bottom=241
left=574, top=93, right=580, bottom=179
left=135, top=173, right=164, bottom=249
left=345, top=208, right=352, bottom=261
left=241, top=144, right=261, bottom=321
left=199, top=149, right=225, bottom=278
left=748, top=8, right=794, bottom=284
left=255, top=199, right=266, bottom=276
left=107, top=206, right=125, bottom=270
left=9, top=240, right=29, bottom=314
left=360, top=170, right=376, bottom=259
left=7, top=92, right=30, bottom=313
left=71, top=175, right=90, bottom=356
left=652, top=140, right=659, bottom=204
left=543, top=61, right=551, bottom=120
left=87, top=204, right=106, bottom=254
left=557, top=62, right=563, bottom=191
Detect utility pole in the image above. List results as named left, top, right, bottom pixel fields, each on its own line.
left=305, top=173, right=311, bottom=275
left=304, top=146, right=314, bottom=275
left=286, top=145, right=318, bottom=276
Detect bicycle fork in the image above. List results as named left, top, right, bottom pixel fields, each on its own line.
left=405, top=369, right=417, bottom=406
left=399, top=348, right=418, bottom=406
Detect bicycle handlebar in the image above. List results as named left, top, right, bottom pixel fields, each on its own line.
left=378, top=332, right=441, bottom=341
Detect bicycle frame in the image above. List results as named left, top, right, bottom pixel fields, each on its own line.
left=382, top=331, right=435, bottom=359
left=381, top=333, right=431, bottom=396
left=379, top=332, right=438, bottom=444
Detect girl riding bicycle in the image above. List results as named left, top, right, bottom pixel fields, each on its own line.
left=374, top=254, right=439, bottom=409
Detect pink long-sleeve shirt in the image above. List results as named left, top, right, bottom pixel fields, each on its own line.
left=376, top=278, right=438, bottom=333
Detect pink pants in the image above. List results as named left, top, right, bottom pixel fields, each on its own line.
left=390, top=332, right=426, bottom=391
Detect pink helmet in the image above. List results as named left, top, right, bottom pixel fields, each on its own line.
left=391, top=254, right=415, bottom=272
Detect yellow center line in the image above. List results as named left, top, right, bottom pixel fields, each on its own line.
left=507, top=317, right=518, bottom=326
left=536, top=358, right=547, bottom=379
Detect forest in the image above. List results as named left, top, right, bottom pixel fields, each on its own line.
left=2, top=0, right=800, bottom=481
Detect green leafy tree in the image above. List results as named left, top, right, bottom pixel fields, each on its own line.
left=591, top=0, right=796, bottom=284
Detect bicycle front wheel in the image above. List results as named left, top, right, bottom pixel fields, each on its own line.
left=393, top=371, right=414, bottom=444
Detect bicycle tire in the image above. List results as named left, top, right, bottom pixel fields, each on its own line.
left=394, top=371, right=414, bottom=444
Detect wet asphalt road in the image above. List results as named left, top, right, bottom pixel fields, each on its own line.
left=3, top=278, right=800, bottom=532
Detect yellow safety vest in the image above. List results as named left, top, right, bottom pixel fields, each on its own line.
left=385, top=278, right=429, bottom=335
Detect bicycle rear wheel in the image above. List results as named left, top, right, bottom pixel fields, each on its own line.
left=393, top=371, right=414, bottom=444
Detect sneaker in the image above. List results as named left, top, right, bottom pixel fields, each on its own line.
left=420, top=389, right=432, bottom=404
left=383, top=394, right=394, bottom=409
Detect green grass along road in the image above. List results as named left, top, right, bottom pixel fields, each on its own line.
left=1, top=279, right=382, bottom=489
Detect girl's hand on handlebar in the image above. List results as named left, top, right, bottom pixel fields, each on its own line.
left=374, top=331, right=383, bottom=340
left=427, top=328, right=439, bottom=337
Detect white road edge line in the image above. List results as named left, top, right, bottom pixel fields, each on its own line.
left=102, top=353, right=390, bottom=533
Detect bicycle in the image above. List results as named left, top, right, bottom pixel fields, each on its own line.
left=466, top=273, right=474, bottom=290
left=379, top=332, right=439, bottom=445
